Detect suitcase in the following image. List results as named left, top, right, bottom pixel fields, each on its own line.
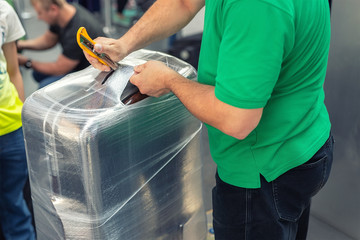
left=22, top=49, right=207, bottom=240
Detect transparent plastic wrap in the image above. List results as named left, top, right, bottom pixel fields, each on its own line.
left=22, top=49, right=207, bottom=240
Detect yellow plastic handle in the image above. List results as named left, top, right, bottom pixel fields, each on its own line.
left=76, top=27, right=108, bottom=66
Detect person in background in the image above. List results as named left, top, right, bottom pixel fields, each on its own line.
left=114, top=0, right=130, bottom=26
left=113, top=0, right=139, bottom=27
left=85, top=0, right=334, bottom=239
left=0, top=1, right=36, bottom=239
left=17, top=0, right=105, bottom=88
left=68, top=0, right=100, bottom=13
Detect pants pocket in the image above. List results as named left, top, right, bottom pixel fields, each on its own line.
left=272, top=136, right=334, bottom=222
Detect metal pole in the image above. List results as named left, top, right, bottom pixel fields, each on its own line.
left=14, top=0, right=34, bottom=19
left=101, top=0, right=117, bottom=36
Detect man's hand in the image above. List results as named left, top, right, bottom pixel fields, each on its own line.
left=17, top=54, right=28, bottom=66
left=15, top=40, right=22, bottom=52
left=83, top=37, right=128, bottom=72
left=130, top=61, right=178, bottom=97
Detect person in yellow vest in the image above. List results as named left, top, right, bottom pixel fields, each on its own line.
left=0, top=1, right=36, bottom=239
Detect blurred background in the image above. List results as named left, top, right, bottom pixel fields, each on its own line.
left=2, top=0, right=360, bottom=239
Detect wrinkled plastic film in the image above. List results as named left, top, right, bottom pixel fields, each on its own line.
left=22, top=49, right=207, bottom=239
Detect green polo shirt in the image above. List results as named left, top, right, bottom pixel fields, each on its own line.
left=197, top=0, right=331, bottom=188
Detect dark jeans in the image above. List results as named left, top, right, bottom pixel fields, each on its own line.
left=0, top=128, right=35, bottom=240
left=212, top=134, right=334, bottom=240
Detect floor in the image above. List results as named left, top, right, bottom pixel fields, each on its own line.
left=16, top=2, right=355, bottom=240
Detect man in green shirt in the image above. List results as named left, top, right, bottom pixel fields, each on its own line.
left=84, top=0, right=333, bottom=239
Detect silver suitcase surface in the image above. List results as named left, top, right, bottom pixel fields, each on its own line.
left=22, top=50, right=207, bottom=240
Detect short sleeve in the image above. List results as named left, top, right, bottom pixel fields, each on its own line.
left=62, top=39, right=84, bottom=61
left=59, top=25, right=83, bottom=61
left=215, top=0, right=294, bottom=109
left=50, top=24, right=60, bottom=35
left=3, top=3, right=25, bottom=43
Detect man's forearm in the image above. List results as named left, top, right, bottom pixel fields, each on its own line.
left=131, top=61, right=263, bottom=140
left=121, top=0, right=204, bottom=54
left=18, top=38, right=52, bottom=51
left=17, top=31, right=58, bottom=51
left=23, top=53, right=79, bottom=76
left=166, top=75, right=263, bottom=140
left=30, top=61, right=62, bottom=75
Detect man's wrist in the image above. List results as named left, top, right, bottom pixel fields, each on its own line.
left=24, top=59, right=32, bottom=69
left=119, top=37, right=133, bottom=60
left=166, top=71, right=183, bottom=92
